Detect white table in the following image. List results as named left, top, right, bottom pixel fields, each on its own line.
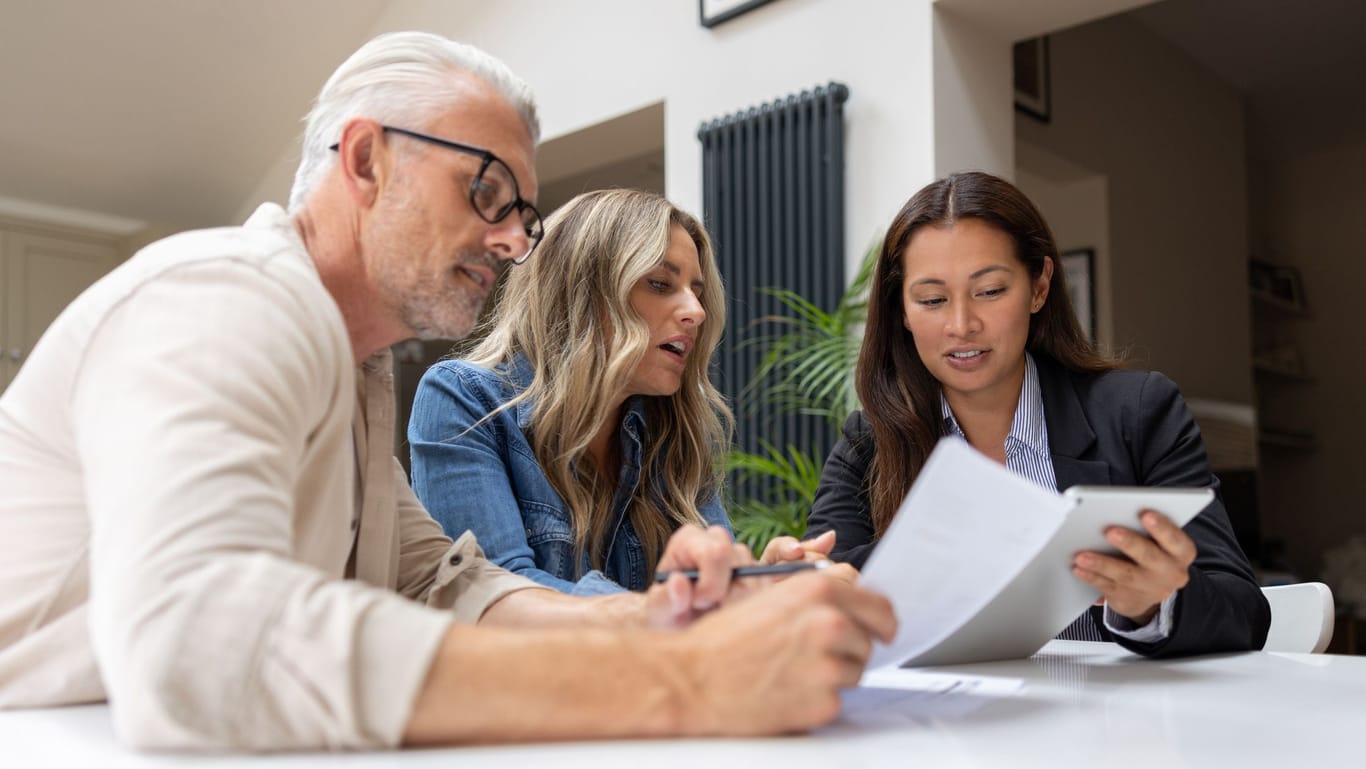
left=4, top=641, right=1364, bottom=768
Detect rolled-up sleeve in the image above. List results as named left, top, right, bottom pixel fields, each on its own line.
left=391, top=459, right=546, bottom=622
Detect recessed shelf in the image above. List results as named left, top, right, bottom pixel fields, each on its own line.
left=1250, top=290, right=1311, bottom=318
left=1248, top=261, right=1315, bottom=456
left=1258, top=429, right=1317, bottom=451
left=1253, top=363, right=1316, bottom=383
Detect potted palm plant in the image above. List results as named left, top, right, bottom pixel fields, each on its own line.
left=726, top=242, right=879, bottom=554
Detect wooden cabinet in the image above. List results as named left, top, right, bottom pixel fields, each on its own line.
left=1, top=219, right=124, bottom=391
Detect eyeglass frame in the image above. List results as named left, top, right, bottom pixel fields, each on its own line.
left=328, top=124, right=543, bottom=264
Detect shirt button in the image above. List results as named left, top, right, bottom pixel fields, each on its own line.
left=449, top=553, right=463, bottom=566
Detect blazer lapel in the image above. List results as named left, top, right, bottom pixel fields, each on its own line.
left=1036, top=355, right=1112, bottom=490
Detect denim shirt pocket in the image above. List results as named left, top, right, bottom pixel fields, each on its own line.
left=606, top=523, right=647, bottom=591
left=520, top=499, right=579, bottom=580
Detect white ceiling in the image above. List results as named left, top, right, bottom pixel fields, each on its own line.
left=2, top=0, right=1361, bottom=233
left=0, top=0, right=389, bottom=230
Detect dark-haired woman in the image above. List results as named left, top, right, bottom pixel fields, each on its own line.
left=804, top=171, right=1268, bottom=657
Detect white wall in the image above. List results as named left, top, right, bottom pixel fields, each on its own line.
left=932, top=7, right=1014, bottom=179
left=1015, top=147, right=1112, bottom=347
left=1249, top=138, right=1366, bottom=577
left=239, top=0, right=1171, bottom=277
left=245, top=0, right=941, bottom=278
left=1016, top=14, right=1252, bottom=405
left=928, top=0, right=1161, bottom=181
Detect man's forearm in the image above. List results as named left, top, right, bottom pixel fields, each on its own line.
left=403, top=571, right=898, bottom=745
left=403, top=622, right=693, bottom=744
left=476, top=583, right=649, bottom=628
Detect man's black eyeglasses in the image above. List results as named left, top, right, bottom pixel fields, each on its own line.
left=329, top=125, right=543, bottom=264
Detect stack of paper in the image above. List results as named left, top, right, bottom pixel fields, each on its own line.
left=861, top=438, right=1076, bottom=668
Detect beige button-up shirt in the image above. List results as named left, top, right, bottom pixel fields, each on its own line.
left=0, top=204, right=540, bottom=750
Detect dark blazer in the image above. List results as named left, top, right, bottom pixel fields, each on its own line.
left=808, top=354, right=1270, bottom=658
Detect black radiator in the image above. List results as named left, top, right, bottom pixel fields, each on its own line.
left=698, top=82, right=849, bottom=503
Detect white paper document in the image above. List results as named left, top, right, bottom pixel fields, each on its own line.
left=859, top=438, right=1212, bottom=669
left=861, top=438, right=1071, bottom=669
left=859, top=667, right=1025, bottom=696
left=839, top=669, right=1024, bottom=726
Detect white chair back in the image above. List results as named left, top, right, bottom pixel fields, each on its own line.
left=1261, top=582, right=1335, bottom=654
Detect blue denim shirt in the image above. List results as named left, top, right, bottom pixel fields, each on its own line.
left=408, top=356, right=731, bottom=596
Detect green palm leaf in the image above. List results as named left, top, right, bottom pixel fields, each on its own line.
left=726, top=241, right=880, bottom=554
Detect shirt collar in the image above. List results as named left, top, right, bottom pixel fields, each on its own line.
left=244, top=202, right=317, bottom=278
left=941, top=352, right=1049, bottom=458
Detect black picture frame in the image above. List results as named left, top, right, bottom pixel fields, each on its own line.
left=700, top=0, right=778, bottom=28
left=1250, top=258, right=1309, bottom=310
left=1013, top=36, right=1051, bottom=123
left=1060, top=247, right=1096, bottom=341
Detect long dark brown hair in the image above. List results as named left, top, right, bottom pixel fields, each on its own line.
left=859, top=171, right=1118, bottom=537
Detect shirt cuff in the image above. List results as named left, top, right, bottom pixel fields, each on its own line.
left=426, top=531, right=549, bottom=623
left=569, top=570, right=629, bottom=596
left=1103, top=592, right=1177, bottom=643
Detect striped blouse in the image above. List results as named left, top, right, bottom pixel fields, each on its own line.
left=940, top=353, right=1057, bottom=491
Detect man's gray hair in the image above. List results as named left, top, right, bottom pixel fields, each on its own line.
left=288, top=31, right=540, bottom=211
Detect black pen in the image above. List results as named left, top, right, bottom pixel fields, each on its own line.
left=652, top=559, right=831, bottom=583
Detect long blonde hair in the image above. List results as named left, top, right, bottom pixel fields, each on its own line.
left=466, top=189, right=732, bottom=574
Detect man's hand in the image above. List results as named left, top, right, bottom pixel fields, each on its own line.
left=409, top=567, right=897, bottom=745
left=673, top=572, right=897, bottom=735
left=1071, top=509, right=1197, bottom=623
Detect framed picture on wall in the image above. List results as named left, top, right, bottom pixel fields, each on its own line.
left=1250, top=259, right=1308, bottom=310
left=700, top=0, right=779, bottom=28
left=1013, top=36, right=1051, bottom=122
left=1060, top=248, right=1096, bottom=341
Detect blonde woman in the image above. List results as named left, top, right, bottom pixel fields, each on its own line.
left=409, top=189, right=738, bottom=594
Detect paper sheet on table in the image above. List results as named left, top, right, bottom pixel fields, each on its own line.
left=861, top=438, right=1073, bottom=669
left=839, top=669, right=1024, bottom=725
left=859, top=667, right=1025, bottom=696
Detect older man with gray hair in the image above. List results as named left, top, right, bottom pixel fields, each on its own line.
left=0, top=32, right=894, bottom=751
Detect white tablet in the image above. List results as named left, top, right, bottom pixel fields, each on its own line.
left=898, top=485, right=1214, bottom=668
left=1056, top=485, right=1214, bottom=558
